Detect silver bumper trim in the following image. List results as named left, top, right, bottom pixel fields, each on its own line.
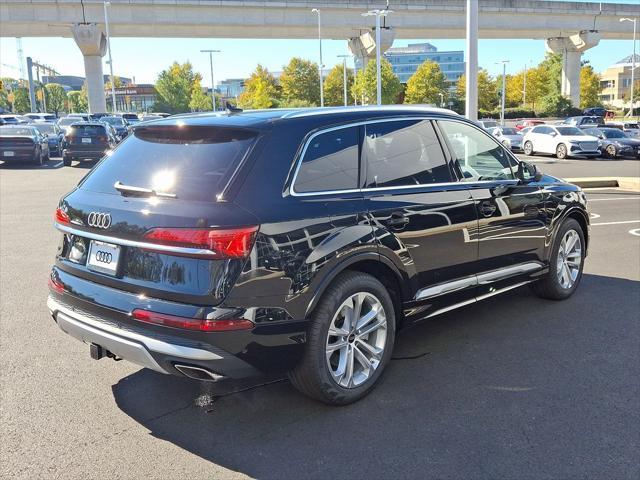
left=48, top=297, right=222, bottom=372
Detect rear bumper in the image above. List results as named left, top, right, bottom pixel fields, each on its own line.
left=63, top=147, right=107, bottom=159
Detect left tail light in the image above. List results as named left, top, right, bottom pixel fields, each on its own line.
left=54, top=207, right=70, bottom=225
left=142, top=226, right=259, bottom=259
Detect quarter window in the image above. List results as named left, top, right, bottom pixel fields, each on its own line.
left=363, top=120, right=451, bottom=188
left=438, top=120, right=516, bottom=182
left=294, top=127, right=359, bottom=193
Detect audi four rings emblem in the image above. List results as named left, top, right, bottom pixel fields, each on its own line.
left=95, top=251, right=113, bottom=263
left=87, top=212, right=111, bottom=229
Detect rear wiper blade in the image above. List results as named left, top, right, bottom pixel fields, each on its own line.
left=114, top=181, right=177, bottom=198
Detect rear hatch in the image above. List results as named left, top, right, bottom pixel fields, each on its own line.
left=66, top=124, right=109, bottom=152
left=55, top=123, right=259, bottom=306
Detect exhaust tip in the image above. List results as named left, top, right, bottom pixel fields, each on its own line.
left=174, top=364, right=225, bottom=382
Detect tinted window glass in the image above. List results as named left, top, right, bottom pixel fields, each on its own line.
left=364, top=120, right=451, bottom=187
left=33, top=124, right=56, bottom=134
left=0, top=127, right=36, bottom=136
left=294, top=127, right=359, bottom=193
left=439, top=120, right=516, bottom=182
left=80, top=125, right=256, bottom=202
left=70, top=125, right=107, bottom=136
left=556, top=127, right=583, bottom=136
left=603, top=129, right=626, bottom=138
left=531, top=126, right=545, bottom=134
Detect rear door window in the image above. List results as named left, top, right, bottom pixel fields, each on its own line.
left=79, top=125, right=257, bottom=202
left=363, top=119, right=452, bottom=187
left=293, top=126, right=359, bottom=193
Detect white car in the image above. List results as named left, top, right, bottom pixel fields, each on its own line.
left=24, top=113, right=57, bottom=122
left=489, top=126, right=523, bottom=151
left=522, top=125, right=600, bottom=159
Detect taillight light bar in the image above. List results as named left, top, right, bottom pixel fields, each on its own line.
left=142, top=226, right=258, bottom=259
left=131, top=309, right=254, bottom=332
left=54, top=207, right=70, bottom=225
left=48, top=276, right=65, bottom=294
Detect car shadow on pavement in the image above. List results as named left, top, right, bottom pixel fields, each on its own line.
left=112, top=274, right=640, bottom=479
left=0, top=158, right=65, bottom=170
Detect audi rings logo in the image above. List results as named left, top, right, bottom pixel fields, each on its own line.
left=95, top=251, right=113, bottom=264
left=87, top=212, right=111, bottom=229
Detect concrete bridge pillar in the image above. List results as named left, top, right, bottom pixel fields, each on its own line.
left=348, top=27, right=395, bottom=69
left=546, top=30, right=601, bottom=107
left=71, top=23, right=107, bottom=114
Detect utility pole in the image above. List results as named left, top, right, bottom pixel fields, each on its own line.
left=465, top=0, right=479, bottom=120
left=620, top=18, right=637, bottom=117
left=496, top=60, right=509, bottom=126
left=201, top=49, right=221, bottom=111
left=104, top=1, right=117, bottom=113
left=362, top=9, right=392, bottom=106
left=338, top=55, right=350, bottom=106
left=26, top=57, right=36, bottom=112
left=312, top=9, right=324, bottom=107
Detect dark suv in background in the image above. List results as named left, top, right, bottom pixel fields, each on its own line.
left=62, top=122, right=117, bottom=166
left=49, top=107, right=589, bottom=405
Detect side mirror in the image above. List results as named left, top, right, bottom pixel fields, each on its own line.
left=518, top=161, right=542, bottom=183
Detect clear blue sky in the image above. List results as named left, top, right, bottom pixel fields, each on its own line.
left=0, top=0, right=637, bottom=88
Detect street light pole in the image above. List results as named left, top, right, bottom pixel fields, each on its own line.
left=201, top=49, right=220, bottom=111
left=620, top=18, right=637, bottom=117
left=103, top=1, right=117, bottom=113
left=362, top=9, right=392, bottom=106
left=338, top=55, right=350, bottom=107
left=312, top=9, right=324, bottom=107
left=496, top=60, right=509, bottom=126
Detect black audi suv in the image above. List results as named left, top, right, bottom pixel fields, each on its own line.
left=48, top=107, right=589, bottom=405
left=62, top=121, right=117, bottom=166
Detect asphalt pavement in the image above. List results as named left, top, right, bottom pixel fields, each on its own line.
left=1, top=158, right=639, bottom=480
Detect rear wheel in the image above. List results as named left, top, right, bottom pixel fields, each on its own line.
left=605, top=144, right=617, bottom=158
left=556, top=143, right=568, bottom=159
left=33, top=149, right=44, bottom=166
left=531, top=218, right=585, bottom=300
left=523, top=141, right=534, bottom=156
left=288, top=271, right=396, bottom=405
left=62, top=155, right=72, bottom=167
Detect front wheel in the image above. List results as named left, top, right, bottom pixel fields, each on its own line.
left=288, top=271, right=396, bottom=405
left=34, top=149, right=44, bottom=166
left=605, top=144, right=617, bottom=158
left=62, top=156, right=72, bottom=167
left=531, top=218, right=585, bottom=300
left=556, top=143, right=568, bottom=159
left=523, top=141, right=534, bottom=156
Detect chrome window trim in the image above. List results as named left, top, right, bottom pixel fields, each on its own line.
left=289, top=116, right=523, bottom=198
left=54, top=223, right=217, bottom=257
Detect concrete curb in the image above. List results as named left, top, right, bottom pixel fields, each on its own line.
left=564, top=177, right=640, bottom=192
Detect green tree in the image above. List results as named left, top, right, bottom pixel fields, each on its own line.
left=323, top=64, right=354, bottom=106
left=538, top=52, right=562, bottom=98
left=154, top=62, right=198, bottom=113
left=404, top=61, right=448, bottom=105
left=540, top=92, right=574, bottom=117
left=280, top=57, right=320, bottom=106
left=456, top=69, right=498, bottom=111
left=580, top=64, right=602, bottom=108
left=45, top=83, right=67, bottom=115
left=12, top=87, right=30, bottom=113
left=104, top=75, right=124, bottom=91
left=67, top=90, right=88, bottom=113
left=352, top=58, right=402, bottom=105
left=238, top=65, right=279, bottom=109
left=188, top=76, right=212, bottom=112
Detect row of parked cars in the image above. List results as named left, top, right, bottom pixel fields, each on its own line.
left=0, top=111, right=170, bottom=166
left=477, top=116, right=640, bottom=159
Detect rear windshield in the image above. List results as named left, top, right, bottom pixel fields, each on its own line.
left=501, top=127, right=518, bottom=135
left=70, top=125, right=107, bottom=136
left=0, top=127, right=35, bottom=136
left=102, top=117, right=125, bottom=126
left=34, top=124, right=57, bottom=134
left=79, top=125, right=256, bottom=202
left=122, top=114, right=139, bottom=120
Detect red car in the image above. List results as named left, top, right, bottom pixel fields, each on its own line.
left=516, top=119, right=545, bottom=131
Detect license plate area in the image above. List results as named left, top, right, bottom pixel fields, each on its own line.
left=86, top=240, right=121, bottom=276
left=4, top=151, right=15, bottom=157
left=81, top=137, right=92, bottom=143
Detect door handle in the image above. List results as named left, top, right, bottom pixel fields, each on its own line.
left=479, top=201, right=497, bottom=217
left=386, top=212, right=410, bottom=229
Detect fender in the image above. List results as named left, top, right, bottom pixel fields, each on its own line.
left=546, top=204, right=590, bottom=260
left=304, top=251, right=408, bottom=317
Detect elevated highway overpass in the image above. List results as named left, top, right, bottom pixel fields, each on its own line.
left=1, top=0, right=638, bottom=113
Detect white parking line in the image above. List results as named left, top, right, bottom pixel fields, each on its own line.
left=589, top=212, right=600, bottom=219
left=629, top=228, right=640, bottom=237
left=48, top=161, right=62, bottom=168
left=591, top=220, right=640, bottom=226
left=588, top=197, right=640, bottom=202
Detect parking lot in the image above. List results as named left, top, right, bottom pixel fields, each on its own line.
left=1, top=156, right=639, bottom=479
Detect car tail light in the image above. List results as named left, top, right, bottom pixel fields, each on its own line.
left=97, top=135, right=108, bottom=142
left=142, top=226, right=258, bottom=259
left=131, top=309, right=254, bottom=332
left=54, top=207, right=70, bottom=225
left=48, top=276, right=65, bottom=294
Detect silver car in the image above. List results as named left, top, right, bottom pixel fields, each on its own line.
left=489, top=126, right=523, bottom=152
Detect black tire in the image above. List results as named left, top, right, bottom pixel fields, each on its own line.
left=34, top=149, right=43, bottom=166
left=556, top=143, right=568, bottom=159
left=288, top=271, right=396, bottom=405
left=605, top=144, right=617, bottom=158
left=523, top=141, right=534, bottom=156
left=62, top=156, right=72, bottom=167
left=531, top=218, right=585, bottom=300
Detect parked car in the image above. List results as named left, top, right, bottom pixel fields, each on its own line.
left=0, top=114, right=20, bottom=125
left=489, top=126, right=523, bottom=151
left=562, top=116, right=603, bottom=130
left=100, top=116, right=129, bottom=141
left=66, top=113, right=91, bottom=122
left=582, top=107, right=607, bottom=117
left=0, top=125, right=49, bottom=165
left=477, top=119, right=499, bottom=130
left=585, top=127, right=640, bottom=159
left=622, top=122, right=640, bottom=138
left=89, top=112, right=110, bottom=121
left=515, top=119, right=545, bottom=131
left=25, top=113, right=58, bottom=122
left=48, top=106, right=590, bottom=405
left=522, top=125, right=600, bottom=159
left=32, top=122, right=65, bottom=156
left=62, top=122, right=116, bottom=166
left=118, top=112, right=140, bottom=125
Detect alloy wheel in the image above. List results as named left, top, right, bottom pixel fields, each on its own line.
left=556, top=229, right=582, bottom=289
left=325, top=292, right=387, bottom=388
